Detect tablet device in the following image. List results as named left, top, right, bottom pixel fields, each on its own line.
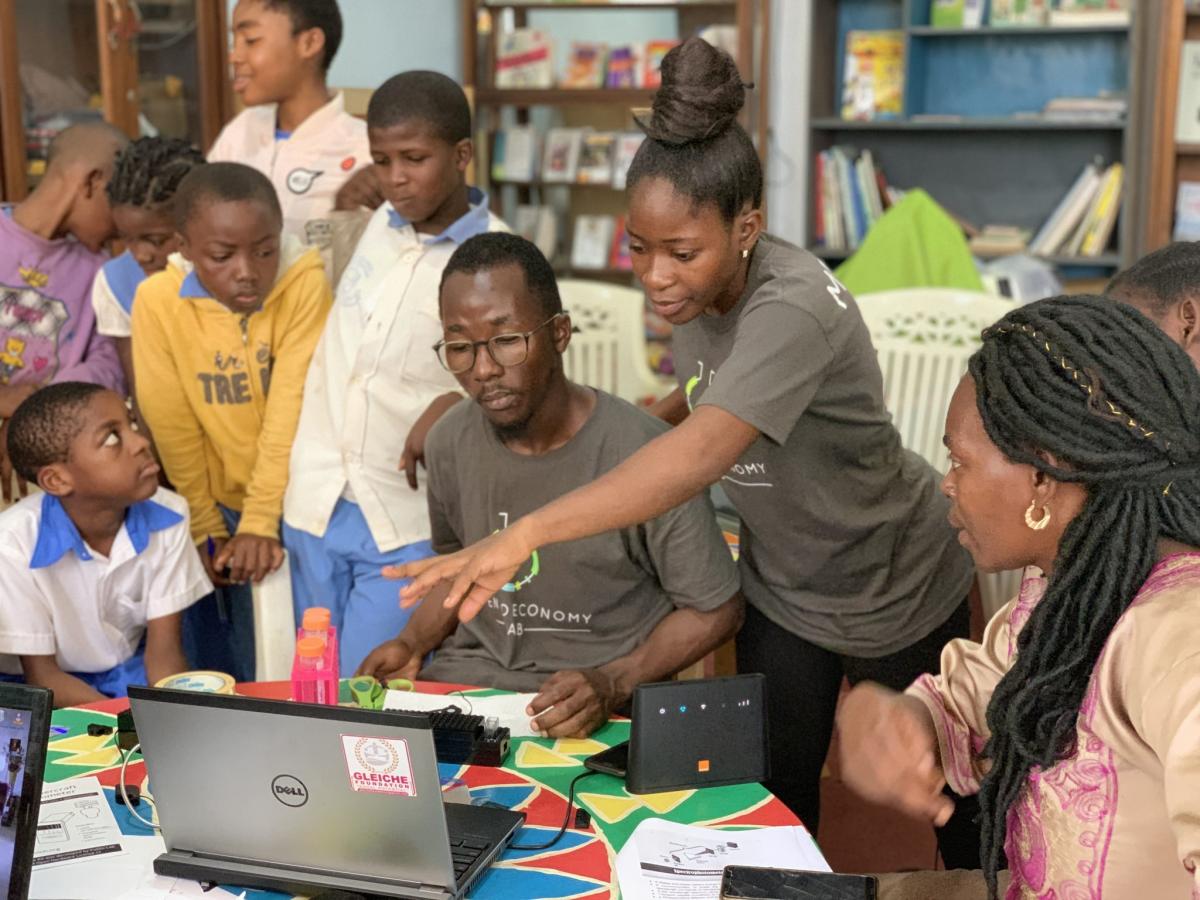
left=0, top=684, right=52, bottom=900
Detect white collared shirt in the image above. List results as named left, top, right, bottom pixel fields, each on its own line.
left=207, top=92, right=370, bottom=247
left=283, top=194, right=508, bottom=551
left=0, top=488, right=211, bottom=674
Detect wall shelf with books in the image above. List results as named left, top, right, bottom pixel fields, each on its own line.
left=483, top=1, right=738, bottom=8
left=475, top=88, right=658, bottom=106
left=807, top=0, right=1141, bottom=273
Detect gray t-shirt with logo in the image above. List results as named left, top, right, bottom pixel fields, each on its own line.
left=419, top=390, right=740, bottom=691
left=670, top=234, right=974, bottom=657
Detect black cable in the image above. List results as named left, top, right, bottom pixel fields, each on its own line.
left=508, top=770, right=599, bottom=851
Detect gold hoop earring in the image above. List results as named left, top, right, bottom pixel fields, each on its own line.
left=1024, top=499, right=1051, bottom=531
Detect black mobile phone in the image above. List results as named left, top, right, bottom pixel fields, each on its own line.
left=583, top=741, right=629, bottom=778
left=720, top=865, right=878, bottom=900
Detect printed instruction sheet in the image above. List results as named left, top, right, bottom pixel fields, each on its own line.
left=33, top=776, right=127, bottom=869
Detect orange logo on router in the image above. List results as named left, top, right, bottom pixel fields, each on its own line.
left=697, top=759, right=710, bottom=773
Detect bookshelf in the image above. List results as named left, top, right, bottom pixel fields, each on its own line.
left=462, top=0, right=769, bottom=281
left=807, top=0, right=1147, bottom=274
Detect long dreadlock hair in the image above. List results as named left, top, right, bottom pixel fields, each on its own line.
left=970, top=294, right=1200, bottom=897
left=106, top=136, right=205, bottom=210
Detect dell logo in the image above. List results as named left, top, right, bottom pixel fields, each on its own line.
left=271, top=774, right=308, bottom=808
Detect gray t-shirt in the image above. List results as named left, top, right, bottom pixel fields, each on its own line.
left=671, top=234, right=974, bottom=656
left=419, top=390, right=740, bottom=691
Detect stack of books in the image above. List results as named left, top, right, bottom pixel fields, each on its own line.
left=492, top=127, right=645, bottom=188
left=495, top=32, right=680, bottom=90
left=812, top=147, right=897, bottom=252
left=1028, top=160, right=1124, bottom=258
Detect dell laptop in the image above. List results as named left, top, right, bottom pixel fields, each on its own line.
left=128, top=686, right=524, bottom=899
left=0, top=683, right=52, bottom=900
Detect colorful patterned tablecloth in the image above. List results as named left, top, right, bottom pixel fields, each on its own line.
left=45, top=681, right=800, bottom=898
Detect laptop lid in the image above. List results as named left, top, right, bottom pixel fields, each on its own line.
left=127, top=687, right=459, bottom=892
left=0, top=684, right=51, bottom=900
left=627, top=673, right=768, bottom=794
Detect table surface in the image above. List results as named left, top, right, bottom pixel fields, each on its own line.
left=41, top=680, right=801, bottom=899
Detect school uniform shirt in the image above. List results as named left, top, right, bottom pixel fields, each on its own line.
left=91, top=249, right=146, bottom=338
left=419, top=391, right=740, bottom=692
left=0, top=209, right=124, bottom=393
left=207, top=93, right=370, bottom=248
left=671, top=234, right=974, bottom=657
left=283, top=190, right=507, bottom=552
left=131, top=239, right=333, bottom=543
left=0, top=489, right=211, bottom=675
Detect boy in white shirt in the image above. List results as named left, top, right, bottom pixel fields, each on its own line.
left=282, top=71, right=507, bottom=677
left=208, top=0, right=370, bottom=250
left=0, top=383, right=210, bottom=706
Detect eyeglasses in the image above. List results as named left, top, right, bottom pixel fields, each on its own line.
left=433, top=313, right=563, bottom=374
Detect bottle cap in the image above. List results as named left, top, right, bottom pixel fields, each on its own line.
left=302, top=607, right=331, bottom=630
left=296, top=636, right=326, bottom=658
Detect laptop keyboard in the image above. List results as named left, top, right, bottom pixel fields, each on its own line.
left=448, top=835, right=490, bottom=884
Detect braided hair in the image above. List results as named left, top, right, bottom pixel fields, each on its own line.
left=106, top=136, right=205, bottom=210
left=969, top=294, right=1200, bottom=897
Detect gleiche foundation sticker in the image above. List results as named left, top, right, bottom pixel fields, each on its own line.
left=341, top=735, right=417, bottom=796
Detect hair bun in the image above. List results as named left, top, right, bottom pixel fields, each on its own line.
left=643, top=37, right=746, bottom=145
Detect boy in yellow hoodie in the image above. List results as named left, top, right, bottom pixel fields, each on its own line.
left=132, top=162, right=332, bottom=680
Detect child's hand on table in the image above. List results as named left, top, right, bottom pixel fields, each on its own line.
left=356, top=637, right=422, bottom=683
left=215, top=534, right=284, bottom=584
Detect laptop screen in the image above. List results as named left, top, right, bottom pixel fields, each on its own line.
left=0, top=686, right=51, bottom=900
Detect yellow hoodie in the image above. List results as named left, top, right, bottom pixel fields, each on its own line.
left=132, top=242, right=332, bottom=542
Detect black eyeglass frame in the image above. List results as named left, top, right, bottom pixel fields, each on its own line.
left=432, top=313, right=565, bottom=374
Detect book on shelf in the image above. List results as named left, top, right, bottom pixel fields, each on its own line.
left=491, top=126, right=539, bottom=183
left=610, top=217, right=632, bottom=271
left=1177, top=42, right=1200, bottom=144
left=931, top=0, right=985, bottom=27
left=1174, top=183, right=1200, bottom=242
left=813, top=146, right=892, bottom=253
left=841, top=31, right=904, bottom=121
left=571, top=215, right=617, bottom=271
left=542, top=128, right=584, bottom=183
left=606, top=46, right=638, bottom=89
left=577, top=131, right=617, bottom=184
left=1059, top=161, right=1123, bottom=257
left=564, top=42, right=608, bottom=89
left=989, top=0, right=1048, bottom=26
left=514, top=204, right=559, bottom=261
left=1042, top=95, right=1126, bottom=122
left=969, top=225, right=1032, bottom=257
left=1047, top=0, right=1130, bottom=27
left=611, top=132, right=645, bottom=190
left=642, top=40, right=679, bottom=89
left=495, top=29, right=554, bottom=89
left=1029, top=161, right=1103, bottom=255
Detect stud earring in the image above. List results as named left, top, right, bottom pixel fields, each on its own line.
left=741, top=248, right=749, bottom=259
left=1024, top=499, right=1051, bottom=531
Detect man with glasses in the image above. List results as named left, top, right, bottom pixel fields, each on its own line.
left=357, top=233, right=743, bottom=738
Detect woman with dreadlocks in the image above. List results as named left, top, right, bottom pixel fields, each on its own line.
left=91, top=136, right=205, bottom=392
left=839, top=293, right=1200, bottom=899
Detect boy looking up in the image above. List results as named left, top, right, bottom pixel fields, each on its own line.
left=283, top=71, right=507, bottom=676
left=132, top=163, right=333, bottom=681
left=0, top=383, right=210, bottom=706
left=1, top=123, right=128, bottom=501
left=209, top=0, right=370, bottom=250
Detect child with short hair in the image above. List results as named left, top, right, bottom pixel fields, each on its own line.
left=209, top=0, right=370, bottom=251
left=282, top=71, right=507, bottom=676
left=1, top=122, right=129, bottom=502
left=92, top=136, right=206, bottom=394
left=0, top=383, right=210, bottom=706
left=132, top=162, right=333, bottom=681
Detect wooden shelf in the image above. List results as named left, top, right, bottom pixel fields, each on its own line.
left=477, top=88, right=655, bottom=106
left=908, top=24, right=1129, bottom=36
left=811, top=116, right=1124, bottom=131
left=493, top=177, right=623, bottom=190
left=557, top=266, right=636, bottom=281
left=1179, top=143, right=1200, bottom=155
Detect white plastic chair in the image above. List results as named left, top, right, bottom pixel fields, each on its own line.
left=557, top=279, right=675, bottom=404
left=251, top=552, right=296, bottom=682
left=856, top=288, right=1022, bottom=619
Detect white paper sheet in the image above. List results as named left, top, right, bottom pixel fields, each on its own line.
left=30, top=834, right=163, bottom=899
left=32, top=776, right=127, bottom=870
left=615, top=817, right=830, bottom=900
left=383, top=689, right=544, bottom=738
